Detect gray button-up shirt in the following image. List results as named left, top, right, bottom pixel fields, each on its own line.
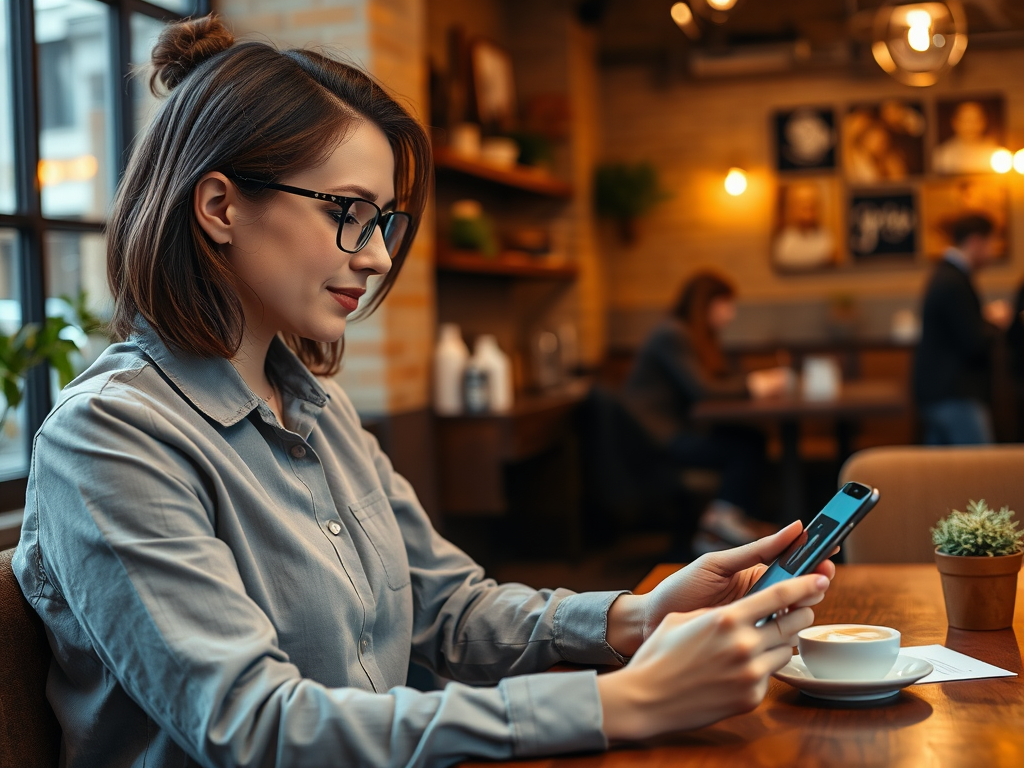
left=14, top=325, right=625, bottom=767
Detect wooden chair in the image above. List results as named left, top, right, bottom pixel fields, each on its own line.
left=0, top=547, right=60, bottom=768
left=838, top=445, right=1024, bottom=563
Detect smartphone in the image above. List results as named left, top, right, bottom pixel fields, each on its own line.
left=746, top=481, right=880, bottom=623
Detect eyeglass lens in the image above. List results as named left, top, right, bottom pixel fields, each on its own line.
left=338, top=201, right=411, bottom=256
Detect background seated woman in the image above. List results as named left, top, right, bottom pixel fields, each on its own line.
left=623, top=271, right=792, bottom=553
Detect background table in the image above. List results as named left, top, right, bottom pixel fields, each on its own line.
left=691, top=380, right=908, bottom=520
left=464, top=563, right=1024, bottom=768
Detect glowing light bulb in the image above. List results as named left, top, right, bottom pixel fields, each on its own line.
left=670, top=2, right=693, bottom=26
left=905, top=9, right=932, bottom=27
left=905, top=8, right=933, bottom=52
left=724, top=168, right=747, bottom=196
left=1013, top=149, right=1024, bottom=175
left=707, top=0, right=738, bottom=9
left=991, top=148, right=1013, bottom=174
left=907, top=25, right=931, bottom=51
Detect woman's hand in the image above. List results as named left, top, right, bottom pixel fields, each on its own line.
left=597, top=574, right=828, bottom=741
left=607, top=520, right=836, bottom=657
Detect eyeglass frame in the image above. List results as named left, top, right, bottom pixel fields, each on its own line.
left=225, top=174, right=413, bottom=256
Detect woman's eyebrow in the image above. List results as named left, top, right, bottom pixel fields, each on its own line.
left=325, top=184, right=379, bottom=201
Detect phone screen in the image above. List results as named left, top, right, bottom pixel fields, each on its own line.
left=746, top=482, right=877, bottom=597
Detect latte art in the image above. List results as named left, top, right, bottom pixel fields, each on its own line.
left=812, top=627, right=893, bottom=642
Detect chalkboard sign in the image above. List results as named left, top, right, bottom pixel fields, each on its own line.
left=848, top=191, right=917, bottom=259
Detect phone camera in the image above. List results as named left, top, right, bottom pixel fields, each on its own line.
left=846, top=484, right=865, bottom=498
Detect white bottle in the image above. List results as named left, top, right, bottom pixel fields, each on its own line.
left=434, top=323, right=469, bottom=415
left=471, top=334, right=513, bottom=412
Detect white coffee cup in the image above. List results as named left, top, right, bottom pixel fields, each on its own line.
left=797, top=624, right=900, bottom=680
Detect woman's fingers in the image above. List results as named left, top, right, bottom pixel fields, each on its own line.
left=733, top=574, right=828, bottom=626
left=700, top=520, right=804, bottom=574
left=765, top=606, right=814, bottom=645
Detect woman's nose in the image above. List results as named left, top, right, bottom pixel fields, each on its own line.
left=350, top=227, right=392, bottom=276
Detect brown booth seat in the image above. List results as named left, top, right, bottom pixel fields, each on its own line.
left=838, top=445, right=1024, bottom=563
left=0, top=547, right=60, bottom=768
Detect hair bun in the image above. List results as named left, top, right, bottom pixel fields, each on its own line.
left=150, top=14, right=234, bottom=94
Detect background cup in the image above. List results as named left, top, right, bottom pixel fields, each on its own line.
left=797, top=624, right=900, bottom=680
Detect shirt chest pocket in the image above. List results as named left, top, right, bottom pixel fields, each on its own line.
left=349, top=490, right=411, bottom=591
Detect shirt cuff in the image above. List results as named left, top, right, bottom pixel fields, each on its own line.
left=553, top=590, right=631, bottom=666
left=501, top=670, right=607, bottom=758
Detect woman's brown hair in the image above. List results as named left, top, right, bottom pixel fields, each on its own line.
left=670, top=271, right=736, bottom=376
left=107, top=14, right=432, bottom=375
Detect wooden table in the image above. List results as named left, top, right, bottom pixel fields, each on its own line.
left=691, top=380, right=908, bottom=520
left=466, top=563, right=1024, bottom=768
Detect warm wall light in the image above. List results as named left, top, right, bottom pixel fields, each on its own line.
left=1014, top=149, right=1024, bottom=175
left=707, top=0, right=738, bottom=9
left=872, top=1, right=967, bottom=87
left=724, top=167, right=747, bottom=196
left=991, top=148, right=1013, bottom=174
left=670, top=2, right=702, bottom=38
left=670, top=2, right=693, bottom=26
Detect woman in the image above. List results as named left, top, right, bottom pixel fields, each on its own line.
left=13, top=17, right=830, bottom=767
left=624, top=272, right=788, bottom=552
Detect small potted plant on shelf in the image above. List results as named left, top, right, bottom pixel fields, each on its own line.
left=932, top=499, right=1024, bottom=630
left=594, top=162, right=671, bottom=244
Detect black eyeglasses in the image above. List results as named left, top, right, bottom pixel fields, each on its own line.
left=227, top=175, right=412, bottom=256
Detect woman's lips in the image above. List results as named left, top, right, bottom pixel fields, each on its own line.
left=327, top=288, right=363, bottom=312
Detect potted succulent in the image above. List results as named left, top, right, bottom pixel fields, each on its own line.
left=932, top=500, right=1024, bottom=630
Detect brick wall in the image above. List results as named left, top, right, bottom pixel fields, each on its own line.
left=598, top=48, right=1024, bottom=339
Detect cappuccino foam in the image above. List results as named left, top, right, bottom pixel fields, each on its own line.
left=811, top=627, right=893, bottom=642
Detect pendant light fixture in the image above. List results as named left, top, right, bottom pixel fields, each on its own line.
left=871, top=1, right=968, bottom=86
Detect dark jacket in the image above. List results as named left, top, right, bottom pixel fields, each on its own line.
left=912, top=259, right=998, bottom=405
left=622, top=318, right=746, bottom=445
left=1007, top=281, right=1024, bottom=384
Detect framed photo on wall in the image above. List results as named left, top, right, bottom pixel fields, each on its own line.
left=470, top=38, right=518, bottom=133
left=920, top=176, right=1009, bottom=260
left=771, top=177, right=842, bottom=272
left=933, top=96, right=1005, bottom=175
left=842, top=100, right=926, bottom=183
left=774, top=107, right=837, bottom=172
left=847, top=190, right=918, bottom=261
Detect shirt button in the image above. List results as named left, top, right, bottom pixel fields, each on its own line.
left=290, top=444, right=307, bottom=459
left=328, top=521, right=342, bottom=535
left=360, top=637, right=369, bottom=653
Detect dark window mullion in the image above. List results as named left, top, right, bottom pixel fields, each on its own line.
left=9, top=0, right=51, bottom=450
left=112, top=3, right=132, bottom=181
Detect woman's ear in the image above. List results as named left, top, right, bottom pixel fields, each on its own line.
left=194, top=172, right=236, bottom=245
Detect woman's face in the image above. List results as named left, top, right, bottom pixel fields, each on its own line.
left=708, top=297, right=736, bottom=330
left=225, top=120, right=395, bottom=345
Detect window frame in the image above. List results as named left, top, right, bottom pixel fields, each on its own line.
left=0, top=0, right=209, bottom=509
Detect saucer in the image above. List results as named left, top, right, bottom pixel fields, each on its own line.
left=773, top=652, right=934, bottom=701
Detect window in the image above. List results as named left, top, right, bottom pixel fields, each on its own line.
left=0, top=0, right=14, bottom=213
left=0, top=0, right=208, bottom=508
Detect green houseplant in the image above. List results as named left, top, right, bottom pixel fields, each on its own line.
left=0, top=291, right=106, bottom=437
left=594, top=161, right=671, bottom=244
left=931, top=500, right=1024, bottom=630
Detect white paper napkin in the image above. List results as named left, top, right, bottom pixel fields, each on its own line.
left=901, top=645, right=1017, bottom=684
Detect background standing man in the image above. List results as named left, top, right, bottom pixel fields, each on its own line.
left=913, top=213, right=1012, bottom=444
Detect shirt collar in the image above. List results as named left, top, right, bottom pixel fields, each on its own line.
left=943, top=246, right=972, bottom=275
left=131, top=320, right=329, bottom=427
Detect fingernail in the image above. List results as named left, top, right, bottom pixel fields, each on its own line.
left=815, top=575, right=829, bottom=590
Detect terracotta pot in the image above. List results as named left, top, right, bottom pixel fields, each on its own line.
left=934, top=548, right=1023, bottom=630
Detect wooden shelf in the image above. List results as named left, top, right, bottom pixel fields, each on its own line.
left=436, top=249, right=578, bottom=279
left=434, top=146, right=573, bottom=198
